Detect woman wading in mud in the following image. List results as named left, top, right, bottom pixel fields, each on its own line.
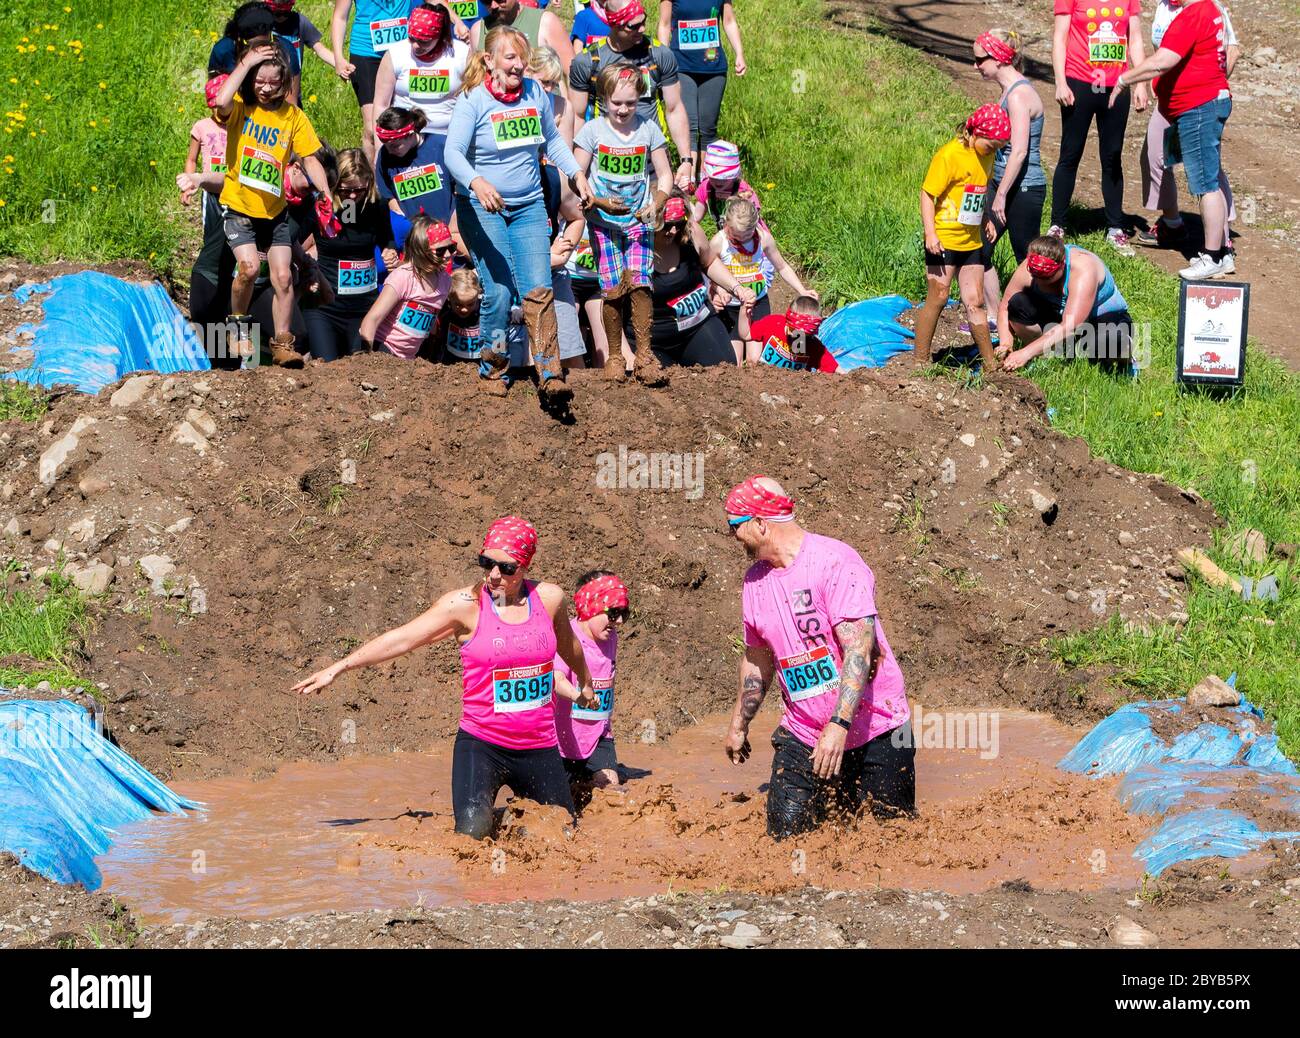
left=294, top=515, right=598, bottom=839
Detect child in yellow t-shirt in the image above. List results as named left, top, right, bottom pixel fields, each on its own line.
left=914, top=104, right=1010, bottom=370
left=212, top=39, right=331, bottom=367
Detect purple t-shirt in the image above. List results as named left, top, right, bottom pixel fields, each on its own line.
left=553, top=619, right=616, bottom=761
left=742, top=532, right=909, bottom=749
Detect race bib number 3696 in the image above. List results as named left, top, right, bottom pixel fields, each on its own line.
left=492, top=662, right=554, bottom=713
left=778, top=645, right=840, bottom=702
left=491, top=107, right=543, bottom=150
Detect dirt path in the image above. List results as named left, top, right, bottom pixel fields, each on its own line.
left=831, top=0, right=1300, bottom=372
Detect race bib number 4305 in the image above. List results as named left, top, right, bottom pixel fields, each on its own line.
left=393, top=162, right=443, bottom=203
left=778, top=645, right=840, bottom=702
left=492, top=107, right=543, bottom=150
left=492, top=662, right=554, bottom=713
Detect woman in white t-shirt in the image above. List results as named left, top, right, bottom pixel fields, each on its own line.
left=1135, top=0, right=1240, bottom=265
left=372, top=3, right=471, bottom=154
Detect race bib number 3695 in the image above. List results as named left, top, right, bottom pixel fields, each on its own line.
left=492, top=662, right=554, bottom=713
left=491, top=107, right=543, bottom=150
left=778, top=645, right=840, bottom=702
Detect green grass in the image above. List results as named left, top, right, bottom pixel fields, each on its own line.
left=0, top=378, right=47, bottom=420
left=0, top=563, right=91, bottom=689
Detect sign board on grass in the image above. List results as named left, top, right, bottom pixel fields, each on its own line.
left=1175, top=280, right=1248, bottom=389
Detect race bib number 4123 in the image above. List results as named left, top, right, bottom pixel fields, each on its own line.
left=492, top=662, right=554, bottom=713
left=778, top=645, right=840, bottom=703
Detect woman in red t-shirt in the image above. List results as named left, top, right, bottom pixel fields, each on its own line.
left=1113, top=0, right=1234, bottom=279
left=1050, top=0, right=1148, bottom=253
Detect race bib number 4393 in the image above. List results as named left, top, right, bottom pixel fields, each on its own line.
left=491, top=107, right=543, bottom=150
left=238, top=145, right=282, bottom=198
left=492, top=662, right=554, bottom=713
left=596, top=144, right=648, bottom=181
left=778, top=645, right=840, bottom=702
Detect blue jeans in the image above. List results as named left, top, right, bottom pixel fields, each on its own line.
left=454, top=193, right=553, bottom=355
left=1171, top=96, right=1232, bottom=197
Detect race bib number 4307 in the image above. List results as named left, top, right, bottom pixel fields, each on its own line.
left=492, top=662, right=554, bottom=713
left=778, top=645, right=840, bottom=702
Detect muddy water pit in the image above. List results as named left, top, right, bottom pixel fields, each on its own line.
left=98, top=709, right=1147, bottom=923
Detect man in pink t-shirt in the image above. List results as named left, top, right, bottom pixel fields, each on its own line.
left=723, top=476, right=914, bottom=840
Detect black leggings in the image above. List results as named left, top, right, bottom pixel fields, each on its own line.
left=648, top=314, right=737, bottom=367
left=304, top=305, right=367, bottom=361
left=1051, top=76, right=1130, bottom=230
left=679, top=71, right=727, bottom=153
left=766, top=722, right=917, bottom=841
left=451, top=729, right=576, bottom=840
left=981, top=181, right=1047, bottom=267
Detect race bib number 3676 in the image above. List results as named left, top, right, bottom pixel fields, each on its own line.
left=492, top=662, right=554, bottom=713
left=778, top=645, right=840, bottom=702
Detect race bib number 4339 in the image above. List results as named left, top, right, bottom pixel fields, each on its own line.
left=1087, top=30, right=1127, bottom=65
left=238, top=145, right=282, bottom=198
left=778, top=645, right=840, bottom=702
left=491, top=107, right=543, bottom=150
left=492, top=662, right=554, bottom=713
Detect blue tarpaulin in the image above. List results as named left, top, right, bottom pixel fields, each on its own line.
left=0, top=698, right=199, bottom=889
left=1060, top=685, right=1300, bottom=875
left=2, top=272, right=209, bottom=395
left=820, top=295, right=915, bottom=370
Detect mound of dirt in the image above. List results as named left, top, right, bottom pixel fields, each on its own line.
left=0, top=347, right=1216, bottom=782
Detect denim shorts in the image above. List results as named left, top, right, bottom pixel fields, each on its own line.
left=1169, top=95, right=1232, bottom=197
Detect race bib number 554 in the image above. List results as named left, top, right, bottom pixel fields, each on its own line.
left=778, top=645, right=840, bottom=702
left=493, top=662, right=554, bottom=713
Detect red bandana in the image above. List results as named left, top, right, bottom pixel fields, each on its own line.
left=375, top=123, right=417, bottom=142
left=966, top=103, right=1011, bottom=142
left=725, top=477, right=795, bottom=521
left=785, top=310, right=823, bottom=335
left=1027, top=253, right=1064, bottom=279
left=606, top=0, right=646, bottom=27
left=426, top=219, right=453, bottom=247
left=204, top=74, right=230, bottom=108
left=485, top=76, right=523, bottom=105
left=663, top=197, right=687, bottom=223
left=408, top=5, right=447, bottom=41
left=575, top=574, right=629, bottom=621
left=975, top=32, right=1016, bottom=66
left=482, top=516, right=537, bottom=566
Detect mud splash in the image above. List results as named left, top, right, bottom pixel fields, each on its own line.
left=97, top=709, right=1147, bottom=923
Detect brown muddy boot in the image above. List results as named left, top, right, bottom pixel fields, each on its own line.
left=478, top=374, right=509, bottom=396
left=522, top=286, right=571, bottom=403
left=270, top=332, right=303, bottom=368
left=629, top=286, right=667, bottom=387
left=911, top=284, right=947, bottom=369
left=601, top=296, right=628, bottom=380
left=969, top=320, right=1000, bottom=372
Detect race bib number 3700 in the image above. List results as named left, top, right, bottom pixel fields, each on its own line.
left=491, top=107, right=543, bottom=150
left=778, top=645, right=840, bottom=702
left=492, top=662, right=554, bottom=713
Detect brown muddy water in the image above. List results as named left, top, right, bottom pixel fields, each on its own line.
left=97, top=708, right=1149, bottom=923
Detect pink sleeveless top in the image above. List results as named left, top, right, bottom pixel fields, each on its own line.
left=458, top=581, right=559, bottom=750
left=553, top=620, right=617, bottom=761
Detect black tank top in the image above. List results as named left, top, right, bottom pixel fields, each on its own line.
left=651, top=241, right=715, bottom=342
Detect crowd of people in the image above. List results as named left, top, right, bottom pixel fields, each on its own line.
left=176, top=0, right=1247, bottom=839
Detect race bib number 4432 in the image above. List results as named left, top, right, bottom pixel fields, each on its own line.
left=492, top=107, right=543, bottom=150
left=238, top=145, right=282, bottom=198
left=778, top=645, right=840, bottom=703
left=492, top=662, right=554, bottom=713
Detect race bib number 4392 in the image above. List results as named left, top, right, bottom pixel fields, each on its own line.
left=492, top=107, right=543, bottom=150
left=778, top=645, right=840, bottom=702
left=492, top=662, right=554, bottom=713
left=238, top=145, right=282, bottom=198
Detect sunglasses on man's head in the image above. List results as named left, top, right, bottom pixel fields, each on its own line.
left=477, top=554, right=519, bottom=576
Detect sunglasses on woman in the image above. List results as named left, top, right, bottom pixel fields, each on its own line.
left=477, top=554, right=519, bottom=576
left=607, top=606, right=630, bottom=623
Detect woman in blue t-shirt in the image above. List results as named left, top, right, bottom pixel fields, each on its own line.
left=331, top=0, right=422, bottom=156
left=656, top=0, right=745, bottom=178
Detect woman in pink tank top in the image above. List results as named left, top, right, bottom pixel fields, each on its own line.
left=294, top=515, right=597, bottom=839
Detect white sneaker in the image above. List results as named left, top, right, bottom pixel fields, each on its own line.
left=1105, top=228, right=1136, bottom=257
left=1221, top=251, right=1236, bottom=275
left=1179, top=252, right=1228, bottom=280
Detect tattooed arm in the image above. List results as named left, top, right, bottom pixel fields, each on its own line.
left=725, top=645, right=775, bottom=765
left=810, top=616, right=878, bottom=779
